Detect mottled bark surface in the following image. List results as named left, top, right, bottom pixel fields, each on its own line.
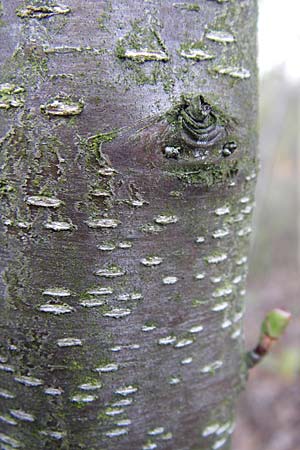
left=0, top=1, right=257, bottom=449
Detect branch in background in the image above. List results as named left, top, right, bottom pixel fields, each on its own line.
left=246, top=308, right=292, bottom=369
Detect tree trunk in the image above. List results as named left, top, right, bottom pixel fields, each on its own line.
left=0, top=1, right=257, bottom=449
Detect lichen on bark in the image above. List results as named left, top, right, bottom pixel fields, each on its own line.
left=0, top=1, right=257, bottom=449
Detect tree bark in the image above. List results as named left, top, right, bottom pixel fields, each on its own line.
left=0, top=1, right=257, bottom=449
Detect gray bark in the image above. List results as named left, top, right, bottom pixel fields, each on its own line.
left=0, top=1, right=257, bottom=449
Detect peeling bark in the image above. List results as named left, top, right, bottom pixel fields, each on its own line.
left=0, top=1, right=257, bottom=449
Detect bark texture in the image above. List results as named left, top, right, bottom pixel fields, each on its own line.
left=0, top=1, right=257, bottom=449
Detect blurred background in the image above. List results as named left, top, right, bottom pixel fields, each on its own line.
left=233, top=0, right=300, bottom=449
